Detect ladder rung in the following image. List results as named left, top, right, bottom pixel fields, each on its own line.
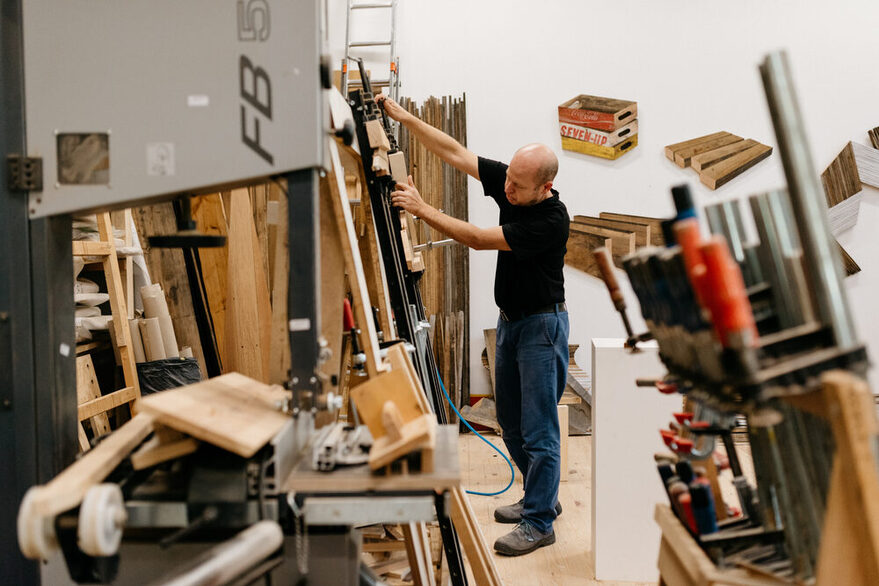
left=350, top=41, right=392, bottom=47
left=79, top=386, right=137, bottom=420
left=72, top=241, right=112, bottom=256
left=351, top=2, right=393, bottom=8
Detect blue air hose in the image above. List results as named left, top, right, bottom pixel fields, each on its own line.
left=436, top=370, right=514, bottom=496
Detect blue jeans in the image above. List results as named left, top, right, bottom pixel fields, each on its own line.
left=495, top=308, right=569, bottom=533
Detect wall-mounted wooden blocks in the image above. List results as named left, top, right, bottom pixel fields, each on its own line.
left=558, top=94, right=638, bottom=160
left=665, top=131, right=773, bottom=189
left=869, top=126, right=879, bottom=149
left=564, top=212, right=666, bottom=278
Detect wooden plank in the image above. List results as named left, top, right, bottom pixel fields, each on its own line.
left=269, top=182, right=291, bottom=385
left=573, top=215, right=651, bottom=247
left=674, top=133, right=743, bottom=168
left=314, top=176, right=345, bottom=394
left=78, top=386, right=138, bottom=421
left=369, top=412, right=436, bottom=470
left=191, top=193, right=229, bottom=370
left=664, top=131, right=729, bottom=161
left=224, top=188, right=272, bottom=382
left=131, top=432, right=199, bottom=470
left=822, top=142, right=862, bottom=206
left=402, top=522, right=435, bottom=586
left=570, top=223, right=635, bottom=260
left=30, top=413, right=155, bottom=517
left=699, top=143, right=773, bottom=189
left=449, top=486, right=503, bottom=586
left=385, top=342, right=432, bottom=414
left=483, top=329, right=497, bottom=394
left=71, top=241, right=111, bottom=256
left=691, top=139, right=758, bottom=172
left=564, top=229, right=612, bottom=277
left=139, top=372, right=290, bottom=458
left=328, top=138, right=385, bottom=378
left=132, top=202, right=208, bottom=376
left=599, top=212, right=665, bottom=246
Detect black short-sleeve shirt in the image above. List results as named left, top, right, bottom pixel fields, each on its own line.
left=478, top=156, right=569, bottom=314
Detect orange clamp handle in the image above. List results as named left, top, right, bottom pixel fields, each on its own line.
left=593, top=247, right=625, bottom=312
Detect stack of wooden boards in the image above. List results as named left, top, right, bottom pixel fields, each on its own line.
left=399, top=95, right=470, bottom=422
left=564, top=212, right=665, bottom=278
left=558, top=94, right=638, bottom=160
left=665, top=131, right=773, bottom=189
left=820, top=136, right=879, bottom=276
left=361, top=523, right=444, bottom=586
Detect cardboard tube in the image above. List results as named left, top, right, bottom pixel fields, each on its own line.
left=143, top=292, right=178, bottom=357
left=129, top=318, right=147, bottom=363
left=139, top=317, right=166, bottom=361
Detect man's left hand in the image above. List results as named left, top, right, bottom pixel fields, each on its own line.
left=391, top=175, right=429, bottom=217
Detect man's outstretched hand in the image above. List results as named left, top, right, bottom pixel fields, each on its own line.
left=376, top=93, right=410, bottom=123
left=391, top=175, right=429, bottom=217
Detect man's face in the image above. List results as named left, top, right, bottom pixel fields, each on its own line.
left=504, top=162, right=546, bottom=206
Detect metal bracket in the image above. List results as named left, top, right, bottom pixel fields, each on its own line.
left=6, top=155, right=43, bottom=192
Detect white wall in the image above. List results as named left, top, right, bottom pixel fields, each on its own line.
left=328, top=0, right=879, bottom=397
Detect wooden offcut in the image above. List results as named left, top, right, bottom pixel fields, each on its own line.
left=565, top=229, right=612, bottom=278
left=570, top=223, right=635, bottom=261
left=599, top=212, right=666, bottom=246
left=139, top=372, right=289, bottom=458
left=869, top=127, right=879, bottom=150
left=191, top=193, right=229, bottom=369
left=699, top=143, right=773, bottom=189
left=822, top=142, right=862, bottom=206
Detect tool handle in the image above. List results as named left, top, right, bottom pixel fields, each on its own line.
left=343, top=298, right=355, bottom=331
left=593, top=247, right=626, bottom=311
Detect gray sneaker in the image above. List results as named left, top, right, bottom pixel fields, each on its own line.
left=494, top=521, right=556, bottom=556
left=493, top=499, right=563, bottom=524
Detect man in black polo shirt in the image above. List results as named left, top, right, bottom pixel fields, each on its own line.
left=379, top=95, right=570, bottom=556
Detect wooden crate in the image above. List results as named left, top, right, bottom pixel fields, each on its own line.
left=561, top=134, right=638, bottom=160
left=559, top=119, right=638, bottom=148
left=558, top=94, right=637, bottom=131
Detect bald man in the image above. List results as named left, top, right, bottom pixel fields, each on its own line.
left=380, top=95, right=570, bottom=556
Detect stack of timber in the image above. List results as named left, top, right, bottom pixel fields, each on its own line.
left=399, top=95, right=469, bottom=421
left=819, top=139, right=879, bottom=276
left=565, top=212, right=665, bottom=278
left=558, top=94, right=638, bottom=160
left=665, top=131, right=773, bottom=189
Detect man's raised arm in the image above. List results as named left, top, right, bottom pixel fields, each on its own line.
left=377, top=95, right=480, bottom=180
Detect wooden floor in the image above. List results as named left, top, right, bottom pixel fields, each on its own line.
left=458, top=432, right=656, bottom=586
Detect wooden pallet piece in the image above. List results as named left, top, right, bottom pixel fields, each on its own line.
left=573, top=215, right=651, bottom=247
left=691, top=139, right=758, bottom=172
left=449, top=487, right=502, bottom=586
left=699, top=143, right=773, bottom=189
left=570, top=222, right=635, bottom=261
left=565, top=229, right=612, bottom=278
left=225, top=188, right=272, bottom=383
left=139, top=372, right=289, bottom=458
left=664, top=131, right=730, bottom=162
left=674, top=133, right=743, bottom=168
left=599, top=212, right=666, bottom=246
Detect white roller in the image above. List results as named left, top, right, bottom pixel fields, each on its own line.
left=139, top=317, right=166, bottom=361
left=78, top=483, right=127, bottom=557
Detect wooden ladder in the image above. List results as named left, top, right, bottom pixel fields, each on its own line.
left=73, top=212, right=142, bottom=451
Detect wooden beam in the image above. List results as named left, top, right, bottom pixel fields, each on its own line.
left=699, top=143, right=772, bottom=189
left=599, top=212, right=665, bottom=246
left=71, top=241, right=111, bottom=256
left=450, top=487, right=503, bottom=586
left=673, top=133, right=743, bottom=168
left=191, top=193, right=229, bottom=370
left=691, top=139, right=758, bottom=172
left=664, top=131, right=729, bottom=162
left=573, top=215, right=651, bottom=247
left=78, top=387, right=138, bottom=421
